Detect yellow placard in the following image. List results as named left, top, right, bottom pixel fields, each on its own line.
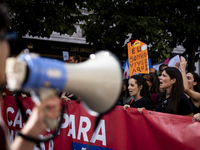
left=127, top=40, right=149, bottom=77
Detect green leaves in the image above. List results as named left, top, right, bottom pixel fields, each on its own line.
left=82, top=0, right=200, bottom=68
left=2, top=0, right=82, bottom=38
left=3, top=0, right=200, bottom=71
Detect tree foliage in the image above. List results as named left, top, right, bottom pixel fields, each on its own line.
left=144, top=0, right=200, bottom=71
left=2, top=0, right=85, bottom=38
left=82, top=0, right=200, bottom=71
left=2, top=0, right=200, bottom=71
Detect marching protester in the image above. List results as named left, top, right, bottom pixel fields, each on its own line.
left=0, top=4, right=61, bottom=150
left=149, top=68, right=157, bottom=74
left=68, top=53, right=82, bottom=63
left=61, top=53, right=82, bottom=103
left=123, top=75, right=152, bottom=113
left=117, top=79, right=131, bottom=106
left=179, top=56, right=200, bottom=120
left=141, top=73, right=160, bottom=109
left=155, top=67, right=193, bottom=116
left=159, top=64, right=168, bottom=76
left=158, top=64, right=168, bottom=92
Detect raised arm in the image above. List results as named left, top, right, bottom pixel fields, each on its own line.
left=180, top=56, right=200, bottom=101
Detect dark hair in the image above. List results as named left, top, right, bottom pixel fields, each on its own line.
left=0, top=4, right=9, bottom=32
left=122, top=79, right=129, bottom=96
left=159, top=64, right=168, bottom=72
left=130, top=75, right=152, bottom=102
left=120, top=79, right=130, bottom=102
left=142, top=73, right=160, bottom=94
left=149, top=68, right=157, bottom=74
left=70, top=53, right=82, bottom=62
left=162, top=67, right=184, bottom=113
left=189, top=72, right=200, bottom=93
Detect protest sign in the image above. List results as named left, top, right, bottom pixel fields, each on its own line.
left=127, top=40, right=149, bottom=76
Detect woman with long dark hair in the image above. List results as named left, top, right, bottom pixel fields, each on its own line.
left=142, top=73, right=160, bottom=109
left=116, top=79, right=130, bottom=106
left=180, top=56, right=200, bottom=120
left=155, top=67, right=193, bottom=116
left=123, top=75, right=152, bottom=112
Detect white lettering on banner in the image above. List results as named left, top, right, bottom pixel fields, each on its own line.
left=26, top=109, right=32, bottom=116
left=68, top=115, right=76, bottom=139
left=90, top=120, right=106, bottom=146
left=6, top=107, right=107, bottom=146
left=33, top=146, right=41, bottom=150
left=61, top=113, right=69, bottom=129
left=49, top=139, right=54, bottom=150
left=8, top=130, right=16, bottom=143
left=77, top=116, right=91, bottom=141
left=65, top=114, right=106, bottom=146
left=8, top=130, right=54, bottom=150
left=6, top=107, right=32, bottom=127
left=7, top=107, right=14, bottom=126
left=33, top=135, right=55, bottom=150
left=58, top=113, right=70, bottom=135
left=24, top=109, right=32, bottom=127
left=33, top=135, right=45, bottom=150
left=46, top=128, right=50, bottom=132
left=13, top=110, right=22, bottom=128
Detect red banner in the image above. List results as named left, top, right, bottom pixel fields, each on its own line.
left=1, top=96, right=200, bottom=150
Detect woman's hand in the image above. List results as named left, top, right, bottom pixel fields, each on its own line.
left=21, top=93, right=27, bottom=99
left=179, top=56, right=187, bottom=72
left=60, top=92, right=70, bottom=102
left=194, top=113, right=200, bottom=121
left=131, top=72, right=138, bottom=76
left=2, top=92, right=6, bottom=97
left=174, top=61, right=180, bottom=70
left=123, top=104, right=130, bottom=110
left=137, top=107, right=146, bottom=114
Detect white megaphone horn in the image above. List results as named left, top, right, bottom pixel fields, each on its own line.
left=6, top=51, right=123, bottom=115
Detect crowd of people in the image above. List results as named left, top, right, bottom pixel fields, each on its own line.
left=119, top=58, right=200, bottom=120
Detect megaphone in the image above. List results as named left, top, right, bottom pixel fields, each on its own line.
left=6, top=51, right=122, bottom=116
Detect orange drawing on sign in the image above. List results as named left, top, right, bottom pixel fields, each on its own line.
left=127, top=40, right=149, bottom=77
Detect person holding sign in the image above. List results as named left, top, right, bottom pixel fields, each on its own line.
left=123, top=75, right=152, bottom=113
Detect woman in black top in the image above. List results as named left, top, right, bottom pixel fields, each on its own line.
left=155, top=67, right=193, bottom=116
left=180, top=56, right=200, bottom=120
left=123, top=75, right=152, bottom=111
